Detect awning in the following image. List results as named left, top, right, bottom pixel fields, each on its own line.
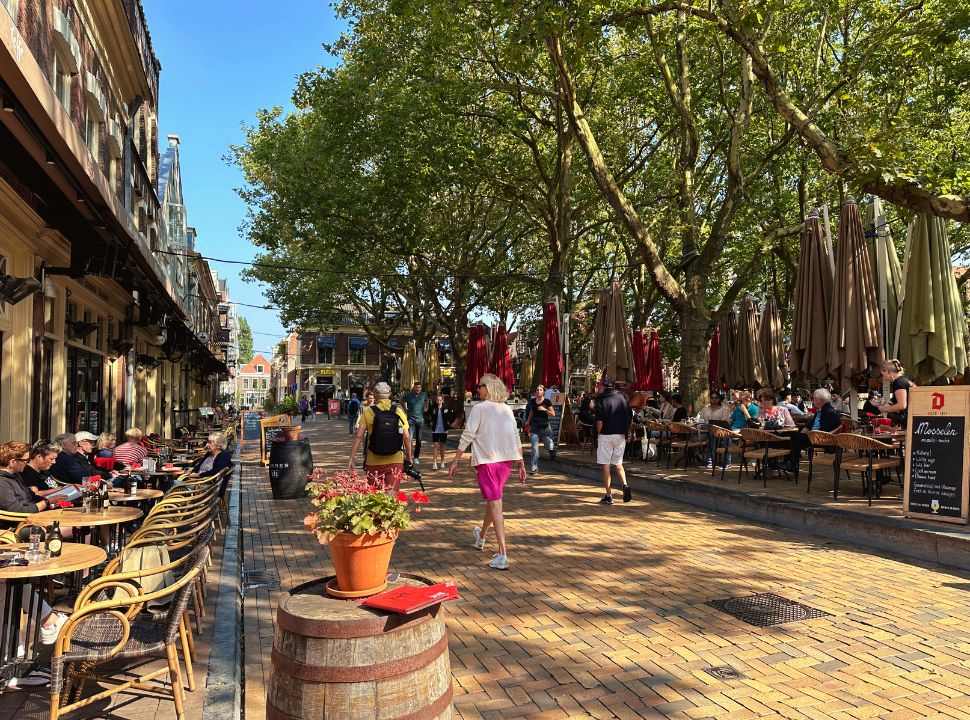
left=317, top=336, right=336, bottom=348
left=349, top=337, right=368, bottom=349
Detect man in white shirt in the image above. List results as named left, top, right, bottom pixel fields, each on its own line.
left=699, top=394, right=731, bottom=467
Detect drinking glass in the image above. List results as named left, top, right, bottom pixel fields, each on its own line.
left=28, top=527, right=42, bottom=554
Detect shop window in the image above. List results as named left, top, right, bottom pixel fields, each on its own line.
left=66, top=346, right=103, bottom=434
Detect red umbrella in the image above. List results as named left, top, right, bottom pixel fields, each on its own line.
left=630, top=329, right=648, bottom=390
left=542, top=301, right=564, bottom=388
left=464, top=324, right=488, bottom=393
left=491, top=324, right=515, bottom=392
left=708, top=325, right=720, bottom=390
left=643, top=330, right=663, bottom=392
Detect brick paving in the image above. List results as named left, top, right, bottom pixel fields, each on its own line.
left=243, top=418, right=970, bottom=720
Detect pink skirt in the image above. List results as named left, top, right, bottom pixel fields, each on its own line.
left=476, top=461, right=513, bottom=501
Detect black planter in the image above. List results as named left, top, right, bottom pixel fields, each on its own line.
left=268, top=439, right=313, bottom=499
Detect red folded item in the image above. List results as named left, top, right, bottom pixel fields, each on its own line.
left=361, top=582, right=460, bottom=614
left=93, top=457, right=115, bottom=471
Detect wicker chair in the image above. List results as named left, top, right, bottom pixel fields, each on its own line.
left=667, top=422, right=707, bottom=469
left=644, top=420, right=671, bottom=467
left=48, top=544, right=210, bottom=720
left=709, top=425, right=742, bottom=482
left=833, top=433, right=901, bottom=505
left=738, top=428, right=793, bottom=488
left=804, top=430, right=839, bottom=494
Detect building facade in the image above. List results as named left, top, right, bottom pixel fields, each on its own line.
left=237, top=352, right=271, bottom=408
left=0, top=0, right=227, bottom=440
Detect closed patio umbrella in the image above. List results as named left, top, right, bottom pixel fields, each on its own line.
left=630, top=329, right=648, bottom=390
left=423, top=340, right=442, bottom=390
left=867, top=197, right=903, bottom=357
left=541, top=302, right=564, bottom=388
left=736, top=294, right=767, bottom=388
left=400, top=341, right=418, bottom=390
left=520, top=356, right=534, bottom=392
left=643, top=330, right=663, bottom=392
left=464, top=325, right=488, bottom=393
left=591, top=281, right=636, bottom=384
left=708, top=324, right=720, bottom=391
left=718, top=307, right=740, bottom=389
left=826, top=196, right=884, bottom=393
left=491, top=324, right=515, bottom=392
left=792, top=211, right=835, bottom=380
left=896, top=214, right=968, bottom=383
left=760, top=294, right=786, bottom=389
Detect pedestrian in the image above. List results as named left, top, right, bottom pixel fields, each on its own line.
left=308, top=397, right=316, bottom=423
left=402, top=381, right=429, bottom=466
left=595, top=378, right=632, bottom=504
left=430, top=394, right=459, bottom=469
left=524, top=384, right=556, bottom=474
left=448, top=374, right=526, bottom=570
left=348, top=381, right=413, bottom=492
left=299, top=396, right=309, bottom=423
left=346, top=392, right=362, bottom=435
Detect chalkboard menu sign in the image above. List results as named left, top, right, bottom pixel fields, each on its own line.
left=242, top=411, right=262, bottom=444
left=904, top=387, right=970, bottom=524
left=548, top=391, right=565, bottom=447
left=260, top=414, right=291, bottom=466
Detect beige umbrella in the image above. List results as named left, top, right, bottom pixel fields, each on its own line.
left=400, top=340, right=418, bottom=390
left=760, top=294, right=787, bottom=389
left=718, top=306, right=740, bottom=389
left=520, top=356, right=534, bottom=391
left=423, top=340, right=442, bottom=390
left=592, top=281, right=636, bottom=384
left=736, top=294, right=767, bottom=388
left=826, top=196, right=884, bottom=393
left=792, top=211, right=835, bottom=380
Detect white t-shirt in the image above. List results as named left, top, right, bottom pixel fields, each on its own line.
left=458, top=401, right=524, bottom=467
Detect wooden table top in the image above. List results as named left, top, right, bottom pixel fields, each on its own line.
left=0, top=543, right=106, bottom=579
left=30, top=505, right=143, bottom=527
left=109, top=489, right=164, bottom=501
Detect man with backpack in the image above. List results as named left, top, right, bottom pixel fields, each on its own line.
left=348, top=382, right=414, bottom=492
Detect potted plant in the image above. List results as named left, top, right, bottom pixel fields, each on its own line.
left=275, top=394, right=301, bottom=439
left=304, top=469, right=429, bottom=596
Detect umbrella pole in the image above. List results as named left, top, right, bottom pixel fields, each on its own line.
left=562, top=308, right=570, bottom=397
left=821, top=204, right=836, bottom=277
left=850, top=388, right=859, bottom=421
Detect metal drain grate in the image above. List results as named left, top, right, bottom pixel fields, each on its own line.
left=242, top=569, right=279, bottom=595
left=705, top=592, right=830, bottom=627
left=705, top=665, right=744, bottom=681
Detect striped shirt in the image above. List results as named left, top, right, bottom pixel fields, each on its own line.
left=112, top=442, right=147, bottom=467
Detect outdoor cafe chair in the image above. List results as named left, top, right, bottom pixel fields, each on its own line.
left=578, top=420, right=596, bottom=456
left=667, top=422, right=707, bottom=470
left=709, top=425, right=742, bottom=482
left=804, top=430, right=839, bottom=494
left=738, top=428, right=793, bottom=488
left=644, top=420, right=671, bottom=467
left=48, top=545, right=209, bottom=720
left=833, top=432, right=902, bottom=505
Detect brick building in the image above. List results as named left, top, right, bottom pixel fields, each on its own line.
left=237, top=353, right=271, bottom=408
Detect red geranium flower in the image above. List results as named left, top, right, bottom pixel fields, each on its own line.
left=397, top=491, right=408, bottom=503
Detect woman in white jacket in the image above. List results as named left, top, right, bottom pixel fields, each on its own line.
left=448, top=373, right=526, bottom=570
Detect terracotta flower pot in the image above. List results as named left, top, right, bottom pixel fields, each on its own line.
left=281, top=425, right=302, bottom=441
left=328, top=532, right=396, bottom=594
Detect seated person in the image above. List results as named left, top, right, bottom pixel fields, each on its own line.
left=112, top=427, right=149, bottom=468
left=778, top=390, right=806, bottom=416
left=19, top=443, right=70, bottom=501
left=0, top=442, right=51, bottom=514
left=783, top=388, right=843, bottom=470
left=50, top=433, right=117, bottom=484
left=669, top=393, right=689, bottom=422
left=757, top=391, right=797, bottom=431
left=96, top=432, right=116, bottom=459
left=699, top=394, right=731, bottom=467
left=729, top=391, right=758, bottom=430
left=165, top=432, right=232, bottom=492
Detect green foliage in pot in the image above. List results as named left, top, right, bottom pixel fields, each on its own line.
left=276, top=394, right=300, bottom=418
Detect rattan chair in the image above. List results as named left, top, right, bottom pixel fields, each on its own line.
left=833, top=433, right=901, bottom=505
left=709, top=425, right=742, bottom=482
left=804, top=430, right=839, bottom=494
left=644, top=420, right=671, bottom=467
left=738, top=428, right=792, bottom=488
left=49, top=545, right=209, bottom=720
left=667, top=422, right=707, bottom=469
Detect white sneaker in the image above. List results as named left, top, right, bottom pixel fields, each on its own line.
left=489, top=553, right=509, bottom=570
left=472, top=527, right=485, bottom=550
left=432, top=463, right=439, bottom=470
left=40, top=612, right=68, bottom=645
left=413, top=458, right=420, bottom=465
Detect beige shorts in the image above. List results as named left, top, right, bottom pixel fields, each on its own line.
left=597, top=434, right=626, bottom=465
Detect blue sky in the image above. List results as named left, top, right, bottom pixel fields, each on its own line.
left=143, top=0, right=345, bottom=359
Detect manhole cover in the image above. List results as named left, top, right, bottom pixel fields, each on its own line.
left=242, top=569, right=279, bottom=594
left=705, top=665, right=744, bottom=680
left=705, top=592, right=829, bottom=627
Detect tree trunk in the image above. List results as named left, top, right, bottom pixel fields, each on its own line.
left=678, top=307, right=712, bottom=413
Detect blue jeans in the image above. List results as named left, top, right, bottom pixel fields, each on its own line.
left=530, top=427, right=554, bottom=470
left=348, top=414, right=358, bottom=435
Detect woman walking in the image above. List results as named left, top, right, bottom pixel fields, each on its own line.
left=448, top=373, right=526, bottom=570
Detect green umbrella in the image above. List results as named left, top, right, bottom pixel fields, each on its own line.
left=866, top=197, right=903, bottom=357
left=896, top=214, right=968, bottom=383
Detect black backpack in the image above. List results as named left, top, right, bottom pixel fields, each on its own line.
left=368, top=405, right=404, bottom=456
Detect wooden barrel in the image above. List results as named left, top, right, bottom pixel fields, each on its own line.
left=267, top=574, right=453, bottom=720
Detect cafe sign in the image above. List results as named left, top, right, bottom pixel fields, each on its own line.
left=903, top=386, right=970, bottom=524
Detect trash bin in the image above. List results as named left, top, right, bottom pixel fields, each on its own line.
left=268, top=439, right=313, bottom=499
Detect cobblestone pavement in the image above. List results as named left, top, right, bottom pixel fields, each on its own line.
left=243, top=418, right=970, bottom=720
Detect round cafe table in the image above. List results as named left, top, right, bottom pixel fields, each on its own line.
left=0, top=542, right=106, bottom=689
left=108, top=489, right=164, bottom=502
left=30, top=506, right=143, bottom=553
